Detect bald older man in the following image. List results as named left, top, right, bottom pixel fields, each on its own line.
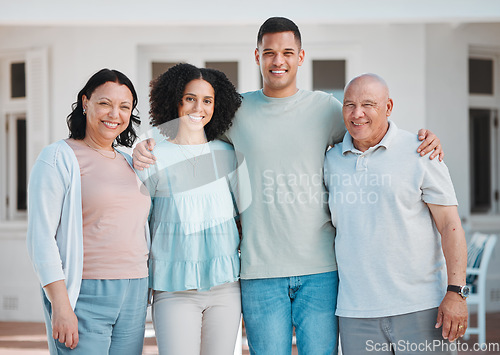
left=324, top=74, right=468, bottom=355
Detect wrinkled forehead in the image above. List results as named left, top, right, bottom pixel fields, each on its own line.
left=344, top=77, right=389, bottom=101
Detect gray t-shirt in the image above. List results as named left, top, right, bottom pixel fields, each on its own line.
left=324, top=121, right=458, bottom=318
left=224, top=89, right=345, bottom=279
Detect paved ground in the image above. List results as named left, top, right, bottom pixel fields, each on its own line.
left=0, top=313, right=498, bottom=354
left=0, top=321, right=265, bottom=355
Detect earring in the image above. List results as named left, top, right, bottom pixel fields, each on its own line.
left=83, top=108, right=86, bottom=115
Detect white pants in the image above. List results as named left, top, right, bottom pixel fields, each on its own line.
left=152, top=281, right=241, bottom=355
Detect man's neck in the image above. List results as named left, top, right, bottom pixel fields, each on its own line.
left=352, top=123, right=390, bottom=152
left=262, top=86, right=299, bottom=98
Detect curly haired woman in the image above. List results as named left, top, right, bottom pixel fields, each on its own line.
left=136, top=63, right=243, bottom=355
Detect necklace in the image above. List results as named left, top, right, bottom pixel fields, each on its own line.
left=83, top=139, right=117, bottom=159
left=172, top=139, right=207, bottom=177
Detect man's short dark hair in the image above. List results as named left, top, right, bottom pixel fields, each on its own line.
left=257, top=17, right=302, bottom=48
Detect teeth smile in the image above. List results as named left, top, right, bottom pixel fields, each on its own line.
left=188, top=114, right=203, bottom=121
left=103, top=121, right=118, bottom=128
left=271, top=70, right=286, bottom=74
left=353, top=122, right=366, bottom=126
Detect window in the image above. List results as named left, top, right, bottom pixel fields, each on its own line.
left=5, top=114, right=28, bottom=217
left=152, top=62, right=177, bottom=80
left=470, top=109, right=498, bottom=213
left=312, top=60, right=346, bottom=102
left=10, top=62, right=26, bottom=98
left=0, top=49, right=48, bottom=222
left=1, top=60, right=27, bottom=220
left=151, top=61, right=240, bottom=89
left=469, top=58, right=493, bottom=95
left=469, top=52, right=500, bottom=215
left=205, top=61, right=239, bottom=89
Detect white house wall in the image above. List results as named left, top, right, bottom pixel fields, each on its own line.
left=0, top=22, right=499, bottom=321
left=425, top=24, right=470, bottom=217
left=427, top=22, right=500, bottom=312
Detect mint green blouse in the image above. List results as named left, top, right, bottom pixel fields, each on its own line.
left=137, top=139, right=240, bottom=292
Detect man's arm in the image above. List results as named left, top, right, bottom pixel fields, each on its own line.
left=132, top=138, right=156, bottom=170
left=427, top=204, right=468, bottom=342
left=418, top=129, right=444, bottom=161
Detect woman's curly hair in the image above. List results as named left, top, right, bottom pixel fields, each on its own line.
left=66, top=68, right=140, bottom=148
left=149, top=63, right=242, bottom=141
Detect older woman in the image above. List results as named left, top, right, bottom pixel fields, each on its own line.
left=27, top=69, right=150, bottom=355
left=136, top=63, right=243, bottom=355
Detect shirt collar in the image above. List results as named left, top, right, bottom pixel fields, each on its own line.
left=342, top=120, right=398, bottom=155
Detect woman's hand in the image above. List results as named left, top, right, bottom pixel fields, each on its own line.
left=44, top=280, right=79, bottom=349
left=51, top=302, right=79, bottom=349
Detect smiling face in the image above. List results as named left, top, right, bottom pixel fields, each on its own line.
left=342, top=75, right=393, bottom=152
left=255, top=31, right=305, bottom=98
left=177, top=79, right=215, bottom=135
left=83, top=81, right=133, bottom=147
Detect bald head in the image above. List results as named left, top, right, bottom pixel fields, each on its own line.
left=342, top=73, right=394, bottom=152
left=345, top=73, right=390, bottom=100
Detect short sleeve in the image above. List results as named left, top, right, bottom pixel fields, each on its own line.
left=328, top=96, right=346, bottom=146
left=421, top=158, right=458, bottom=206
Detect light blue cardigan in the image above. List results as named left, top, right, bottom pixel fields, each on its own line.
left=26, top=140, right=150, bottom=309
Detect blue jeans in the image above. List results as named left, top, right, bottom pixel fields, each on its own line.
left=42, top=278, right=148, bottom=355
left=241, top=271, right=339, bottom=355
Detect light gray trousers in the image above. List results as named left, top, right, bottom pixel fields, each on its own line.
left=339, top=308, right=457, bottom=355
left=152, top=281, right=241, bottom=355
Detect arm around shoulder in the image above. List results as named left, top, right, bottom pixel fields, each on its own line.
left=328, top=95, right=346, bottom=145
left=132, top=138, right=157, bottom=170
left=417, top=128, right=444, bottom=161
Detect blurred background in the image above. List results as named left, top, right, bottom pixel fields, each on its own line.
left=0, top=1, right=499, bottom=352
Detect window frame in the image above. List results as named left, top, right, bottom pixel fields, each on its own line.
left=298, top=42, right=360, bottom=95
left=5, top=113, right=28, bottom=220
left=0, top=48, right=48, bottom=224
left=469, top=48, right=500, bottom=217
left=0, top=54, right=28, bottom=221
left=311, top=59, right=347, bottom=103
left=137, top=44, right=258, bottom=139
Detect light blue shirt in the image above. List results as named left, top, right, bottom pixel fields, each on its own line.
left=324, top=121, right=458, bottom=318
left=137, top=139, right=240, bottom=292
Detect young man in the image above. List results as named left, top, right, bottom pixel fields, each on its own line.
left=134, top=17, right=443, bottom=355
left=324, top=73, right=467, bottom=354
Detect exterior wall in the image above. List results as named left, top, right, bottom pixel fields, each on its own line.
left=0, top=225, right=43, bottom=321
left=425, top=23, right=500, bottom=312
left=425, top=24, right=469, bottom=217
left=0, top=22, right=498, bottom=321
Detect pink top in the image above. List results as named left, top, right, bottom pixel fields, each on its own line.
left=66, top=139, right=150, bottom=279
